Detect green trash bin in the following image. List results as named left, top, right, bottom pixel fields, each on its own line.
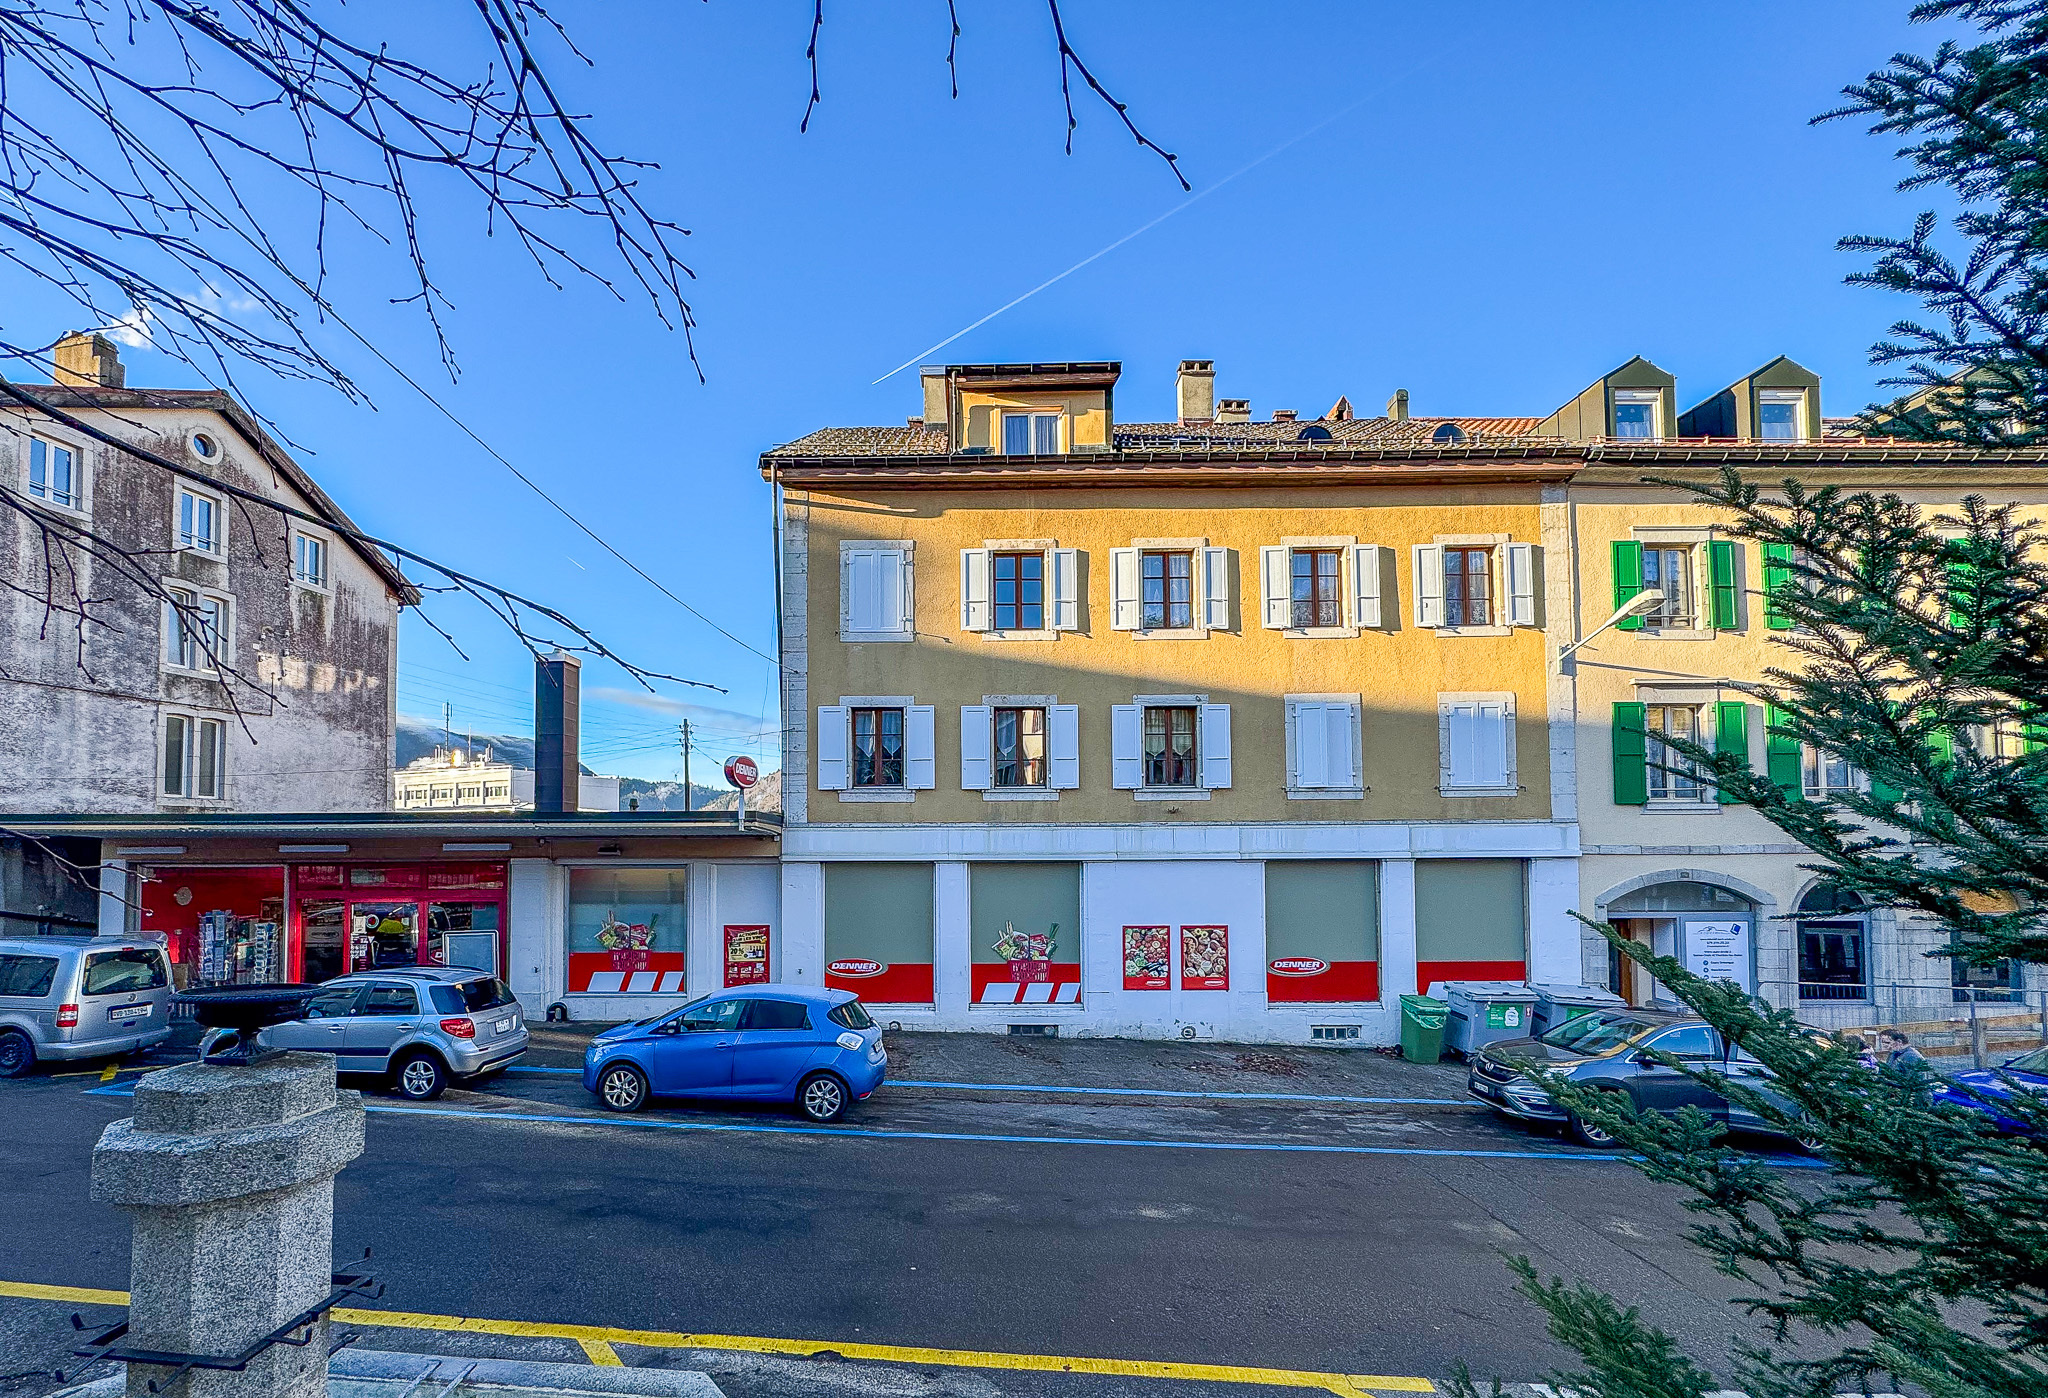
left=1400, top=993, right=1448, bottom=1063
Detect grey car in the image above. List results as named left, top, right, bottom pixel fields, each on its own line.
left=267, top=968, right=528, bottom=1100
left=1468, top=1007, right=1829, bottom=1150
left=0, top=936, right=174, bottom=1077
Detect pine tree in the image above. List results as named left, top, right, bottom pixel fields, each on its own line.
left=1451, top=5, right=2048, bottom=1393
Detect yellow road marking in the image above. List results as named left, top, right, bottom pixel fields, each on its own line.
left=576, top=1339, right=623, bottom=1366
left=0, top=1280, right=1434, bottom=1394
left=99, top=1065, right=118, bottom=1083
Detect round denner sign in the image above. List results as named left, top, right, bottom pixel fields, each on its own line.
left=723, top=755, right=759, bottom=789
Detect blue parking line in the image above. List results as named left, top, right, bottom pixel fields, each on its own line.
left=504, top=1065, right=1471, bottom=1106
left=80, top=1083, right=1825, bottom=1167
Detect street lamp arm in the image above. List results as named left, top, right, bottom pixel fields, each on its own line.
left=1556, top=590, right=1666, bottom=665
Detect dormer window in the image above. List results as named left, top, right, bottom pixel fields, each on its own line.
left=1612, top=390, right=1662, bottom=441
left=1758, top=389, right=1806, bottom=442
left=1001, top=411, right=1062, bottom=455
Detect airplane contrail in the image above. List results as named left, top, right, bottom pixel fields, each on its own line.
left=871, top=95, right=1376, bottom=386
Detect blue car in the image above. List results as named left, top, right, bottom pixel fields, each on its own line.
left=1933, top=1044, right=2048, bottom=1135
left=582, top=985, right=885, bottom=1122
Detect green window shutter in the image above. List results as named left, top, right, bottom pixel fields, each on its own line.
left=1708, top=541, right=1739, bottom=630
left=1761, top=543, right=1794, bottom=630
left=1612, top=702, right=1648, bottom=805
left=1611, top=541, right=1644, bottom=630
left=1947, top=557, right=1975, bottom=630
left=1765, top=705, right=1802, bottom=798
left=1929, top=725, right=1956, bottom=767
left=2025, top=711, right=2048, bottom=755
left=1714, top=701, right=1749, bottom=804
left=1870, top=776, right=1903, bottom=803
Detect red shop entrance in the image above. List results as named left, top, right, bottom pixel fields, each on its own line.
left=291, top=863, right=508, bottom=983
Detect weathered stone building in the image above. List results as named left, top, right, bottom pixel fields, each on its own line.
left=0, top=331, right=411, bottom=822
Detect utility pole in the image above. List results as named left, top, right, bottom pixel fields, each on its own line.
left=680, top=719, right=692, bottom=811
left=443, top=701, right=453, bottom=755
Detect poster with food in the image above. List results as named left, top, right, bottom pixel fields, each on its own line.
left=723, top=925, right=770, bottom=987
left=1179, top=925, right=1230, bottom=990
left=1122, top=925, right=1170, bottom=990
left=596, top=911, right=656, bottom=972
left=992, top=920, right=1056, bottom=983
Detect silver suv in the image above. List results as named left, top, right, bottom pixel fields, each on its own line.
left=0, top=936, right=174, bottom=1077
left=267, top=968, right=528, bottom=1100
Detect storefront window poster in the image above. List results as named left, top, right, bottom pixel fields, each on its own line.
left=1180, top=925, right=1230, bottom=991
left=567, top=867, right=686, bottom=994
left=724, top=925, right=771, bottom=987
left=992, top=920, right=1054, bottom=984
left=1122, top=926, right=1169, bottom=990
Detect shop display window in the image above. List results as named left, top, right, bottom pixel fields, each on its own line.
left=824, top=863, right=934, bottom=1003
left=1265, top=862, right=1379, bottom=1002
left=567, top=867, right=687, bottom=994
left=969, top=863, right=1080, bottom=1006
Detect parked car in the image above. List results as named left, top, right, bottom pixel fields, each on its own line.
left=0, top=936, right=174, bottom=1077
left=266, top=968, right=528, bottom=1100
left=1932, top=1045, right=2048, bottom=1134
left=582, top=985, right=885, bottom=1123
left=1468, top=1007, right=1830, bottom=1150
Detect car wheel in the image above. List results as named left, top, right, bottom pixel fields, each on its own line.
left=796, top=1071, right=848, bottom=1124
left=0, top=1030, right=34, bottom=1079
left=1793, top=1122, right=1828, bottom=1155
left=1566, top=1102, right=1620, bottom=1149
left=596, top=1063, right=648, bottom=1113
left=392, top=1053, right=447, bottom=1101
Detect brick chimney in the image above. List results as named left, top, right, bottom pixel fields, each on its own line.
left=52, top=331, right=125, bottom=389
left=1386, top=389, right=1409, bottom=423
left=1176, top=360, right=1215, bottom=424
left=1216, top=398, right=1250, bottom=424
left=1271, top=409, right=1298, bottom=423
left=533, top=651, right=581, bottom=815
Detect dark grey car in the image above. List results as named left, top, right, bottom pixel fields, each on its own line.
left=1468, top=1007, right=1826, bottom=1150
left=265, top=968, right=527, bottom=1100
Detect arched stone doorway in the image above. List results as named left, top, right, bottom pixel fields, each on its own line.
left=1602, top=878, right=1760, bottom=1005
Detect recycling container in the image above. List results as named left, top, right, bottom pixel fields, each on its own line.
left=1399, top=993, right=1447, bottom=1064
left=1430, top=980, right=1542, bottom=1057
left=1529, top=983, right=1628, bottom=1038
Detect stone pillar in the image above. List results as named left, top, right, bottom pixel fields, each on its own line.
left=91, top=1054, right=365, bottom=1398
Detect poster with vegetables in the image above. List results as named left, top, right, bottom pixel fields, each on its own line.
left=1122, top=925, right=1169, bottom=990
left=1179, top=925, right=1230, bottom=990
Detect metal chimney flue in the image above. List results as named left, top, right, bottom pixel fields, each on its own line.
left=534, top=651, right=581, bottom=814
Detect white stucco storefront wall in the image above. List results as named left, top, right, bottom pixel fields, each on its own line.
left=505, top=857, right=783, bottom=1023
left=777, top=820, right=1582, bottom=1045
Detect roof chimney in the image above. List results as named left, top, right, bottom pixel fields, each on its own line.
left=1326, top=395, right=1354, bottom=421
left=1386, top=389, right=1409, bottom=423
left=1271, top=409, right=1298, bottom=423
left=52, top=331, right=125, bottom=389
left=920, top=366, right=949, bottom=435
left=1216, top=398, right=1250, bottom=424
left=534, top=651, right=581, bottom=815
left=1176, top=359, right=1215, bottom=424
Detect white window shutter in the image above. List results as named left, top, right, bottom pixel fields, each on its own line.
left=1110, top=548, right=1140, bottom=630
left=1443, top=699, right=1510, bottom=790
left=1050, top=548, right=1080, bottom=630
left=1260, top=546, right=1290, bottom=629
left=1327, top=702, right=1358, bottom=789
left=1351, top=544, right=1388, bottom=630
left=1201, top=547, right=1231, bottom=630
left=960, top=549, right=990, bottom=631
left=839, top=553, right=856, bottom=635
left=1110, top=704, right=1142, bottom=788
left=895, top=548, right=915, bottom=634
left=1049, top=703, right=1080, bottom=788
left=959, top=705, right=992, bottom=789
left=1505, top=543, right=1538, bottom=627
left=1292, top=702, right=1327, bottom=788
left=816, top=706, right=850, bottom=790
left=905, top=705, right=936, bottom=789
left=1199, top=703, right=1233, bottom=789
left=1412, top=544, right=1444, bottom=628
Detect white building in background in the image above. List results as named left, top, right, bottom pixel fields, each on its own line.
left=393, top=746, right=621, bottom=813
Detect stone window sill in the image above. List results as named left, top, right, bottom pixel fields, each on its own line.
left=1131, top=787, right=1211, bottom=802
left=836, top=788, right=916, bottom=803
left=982, top=788, right=1059, bottom=802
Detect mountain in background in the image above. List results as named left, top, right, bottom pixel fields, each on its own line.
left=395, top=716, right=773, bottom=811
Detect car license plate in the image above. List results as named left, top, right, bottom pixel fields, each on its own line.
left=493, top=1016, right=514, bottom=1034
left=108, top=1004, right=150, bottom=1023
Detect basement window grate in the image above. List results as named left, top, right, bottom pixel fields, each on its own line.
left=1007, top=1024, right=1058, bottom=1037
left=1310, top=1024, right=1362, bottom=1042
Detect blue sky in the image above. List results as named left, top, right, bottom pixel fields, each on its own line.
left=12, top=2, right=1963, bottom=781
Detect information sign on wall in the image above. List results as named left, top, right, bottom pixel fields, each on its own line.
left=1683, top=919, right=1752, bottom=988
left=723, top=924, right=770, bottom=987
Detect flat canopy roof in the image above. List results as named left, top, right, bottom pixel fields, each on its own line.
left=4, top=811, right=778, bottom=841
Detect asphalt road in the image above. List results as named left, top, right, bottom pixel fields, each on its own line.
left=0, top=1040, right=1813, bottom=1398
